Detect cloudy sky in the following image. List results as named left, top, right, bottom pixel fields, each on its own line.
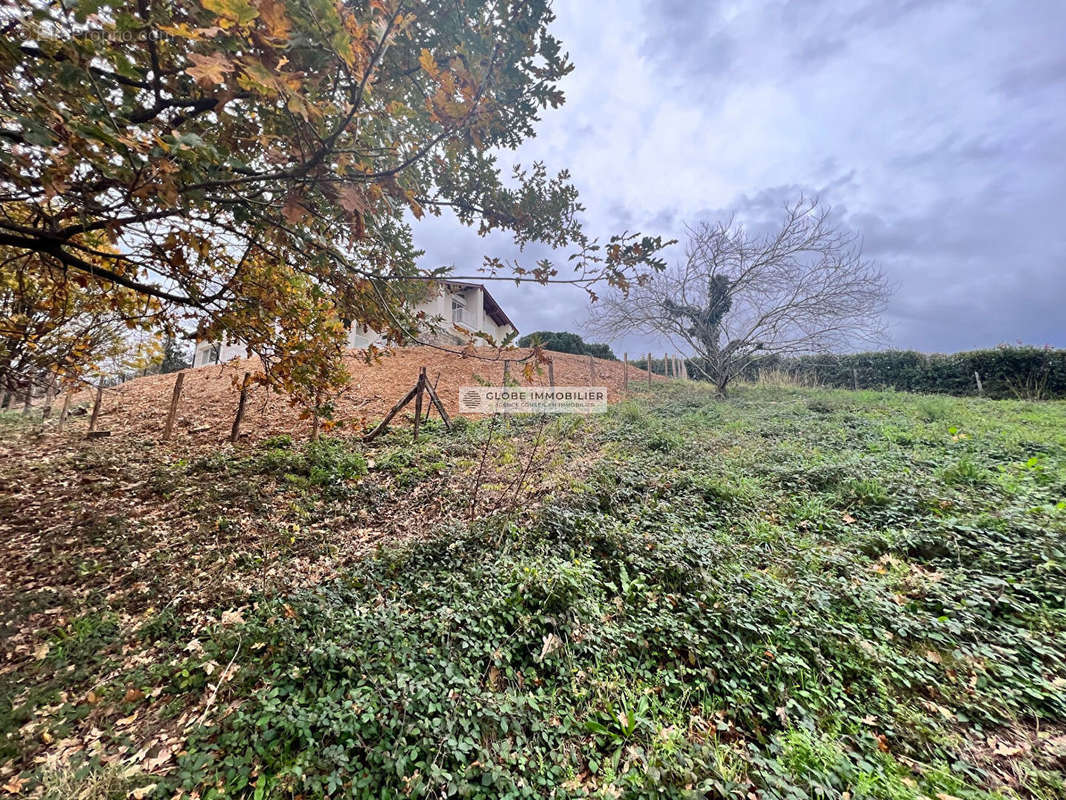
left=414, top=0, right=1066, bottom=356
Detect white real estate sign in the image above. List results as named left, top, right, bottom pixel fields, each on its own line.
left=458, top=387, right=608, bottom=415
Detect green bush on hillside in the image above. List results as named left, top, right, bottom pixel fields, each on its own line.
left=517, top=331, right=618, bottom=360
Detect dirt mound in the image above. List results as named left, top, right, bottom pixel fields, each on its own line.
left=57, top=347, right=661, bottom=446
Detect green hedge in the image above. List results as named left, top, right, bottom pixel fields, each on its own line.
left=738, top=347, right=1066, bottom=399
left=517, top=331, right=618, bottom=360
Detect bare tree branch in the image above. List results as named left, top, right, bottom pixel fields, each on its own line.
left=589, top=197, right=894, bottom=395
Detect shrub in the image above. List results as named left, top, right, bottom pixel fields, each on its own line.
left=250, top=435, right=367, bottom=489
left=940, top=457, right=988, bottom=486
left=916, top=396, right=952, bottom=422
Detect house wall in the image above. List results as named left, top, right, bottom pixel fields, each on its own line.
left=424, top=287, right=453, bottom=327
left=193, top=340, right=246, bottom=368
left=346, top=322, right=385, bottom=350
left=484, top=311, right=516, bottom=342
left=445, top=286, right=516, bottom=341
left=195, top=283, right=517, bottom=367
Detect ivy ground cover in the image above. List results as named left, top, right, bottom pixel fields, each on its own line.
left=1, top=384, right=1064, bottom=798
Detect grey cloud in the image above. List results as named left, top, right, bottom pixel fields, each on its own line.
left=890, top=135, right=1011, bottom=171
left=639, top=1, right=735, bottom=82
left=788, top=34, right=849, bottom=71
left=409, top=0, right=1066, bottom=356
left=641, top=0, right=943, bottom=89
left=998, top=56, right=1066, bottom=98
left=833, top=0, right=949, bottom=33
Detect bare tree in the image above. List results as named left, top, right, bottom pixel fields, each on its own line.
left=590, top=198, right=893, bottom=395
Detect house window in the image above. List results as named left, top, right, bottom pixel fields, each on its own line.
left=201, top=343, right=220, bottom=366
left=452, top=298, right=465, bottom=324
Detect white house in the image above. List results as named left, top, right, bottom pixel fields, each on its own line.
left=193, top=281, right=518, bottom=368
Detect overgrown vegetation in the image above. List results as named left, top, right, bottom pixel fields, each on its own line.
left=1, top=385, right=1064, bottom=798
left=738, top=346, right=1066, bottom=400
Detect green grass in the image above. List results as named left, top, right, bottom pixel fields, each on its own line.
left=2, top=384, right=1064, bottom=798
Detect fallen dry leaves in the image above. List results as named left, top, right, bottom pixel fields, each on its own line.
left=39, top=346, right=656, bottom=448
left=0, top=355, right=617, bottom=787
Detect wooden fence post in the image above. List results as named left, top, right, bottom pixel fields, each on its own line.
left=87, top=384, right=103, bottom=433
left=852, top=368, right=859, bottom=391
left=424, top=372, right=441, bottom=422
left=311, top=388, right=323, bottom=442
left=974, top=371, right=983, bottom=396
left=588, top=354, right=595, bottom=384
left=423, top=376, right=451, bottom=430
left=548, top=360, right=555, bottom=388
left=623, top=353, right=629, bottom=392
left=41, top=374, right=57, bottom=419
left=57, top=390, right=72, bottom=432
left=163, top=372, right=184, bottom=441
left=230, top=372, right=250, bottom=443
left=363, top=381, right=421, bottom=442
left=412, top=367, right=426, bottom=442
left=647, top=353, right=653, bottom=387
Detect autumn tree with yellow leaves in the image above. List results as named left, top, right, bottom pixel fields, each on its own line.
left=0, top=0, right=669, bottom=409
left=0, top=233, right=165, bottom=403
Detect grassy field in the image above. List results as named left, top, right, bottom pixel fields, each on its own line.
left=1, top=384, right=1064, bottom=798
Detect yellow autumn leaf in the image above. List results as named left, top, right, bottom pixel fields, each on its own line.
left=418, top=48, right=440, bottom=79
left=201, top=0, right=259, bottom=27
left=185, top=52, right=234, bottom=87
left=256, top=0, right=292, bottom=39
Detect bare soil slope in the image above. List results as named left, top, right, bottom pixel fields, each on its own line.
left=58, top=346, right=658, bottom=445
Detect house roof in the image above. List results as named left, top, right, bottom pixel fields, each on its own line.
left=446, top=281, right=517, bottom=332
